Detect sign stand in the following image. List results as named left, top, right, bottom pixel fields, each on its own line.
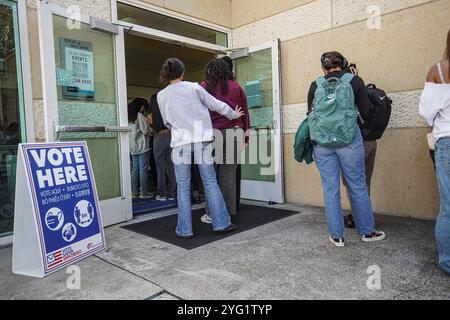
left=12, top=142, right=105, bottom=278
left=12, top=149, right=44, bottom=277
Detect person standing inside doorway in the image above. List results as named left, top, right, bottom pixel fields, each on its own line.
left=307, top=51, right=385, bottom=247
left=128, top=98, right=153, bottom=199
left=157, top=58, right=245, bottom=238
left=221, top=56, right=244, bottom=211
left=149, top=93, right=176, bottom=201
left=200, top=58, right=250, bottom=224
left=419, top=29, right=450, bottom=274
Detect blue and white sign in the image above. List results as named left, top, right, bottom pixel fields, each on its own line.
left=12, top=142, right=105, bottom=278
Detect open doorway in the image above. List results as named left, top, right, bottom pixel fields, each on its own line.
left=124, top=34, right=216, bottom=215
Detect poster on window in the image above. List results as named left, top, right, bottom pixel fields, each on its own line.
left=59, top=38, right=95, bottom=101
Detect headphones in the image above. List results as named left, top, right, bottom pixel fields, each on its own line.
left=321, top=53, right=349, bottom=70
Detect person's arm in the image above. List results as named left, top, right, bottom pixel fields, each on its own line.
left=353, top=76, right=370, bottom=120
left=427, top=65, right=437, bottom=83
left=149, top=114, right=153, bottom=126
left=307, top=82, right=317, bottom=115
left=137, top=113, right=148, bottom=135
left=419, top=66, right=443, bottom=126
left=157, top=95, right=171, bottom=129
left=195, top=83, right=241, bottom=120
left=419, top=92, right=440, bottom=127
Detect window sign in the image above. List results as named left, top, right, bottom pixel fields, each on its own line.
left=59, top=38, right=95, bottom=100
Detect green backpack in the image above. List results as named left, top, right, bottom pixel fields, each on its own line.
left=308, top=73, right=359, bottom=148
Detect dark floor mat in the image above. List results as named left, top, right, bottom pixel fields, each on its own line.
left=122, top=204, right=299, bottom=250
left=132, top=197, right=177, bottom=215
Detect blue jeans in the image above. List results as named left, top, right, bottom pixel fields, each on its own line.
left=313, top=128, right=375, bottom=238
left=131, top=152, right=149, bottom=196
left=435, top=137, right=450, bottom=274
left=172, top=142, right=232, bottom=236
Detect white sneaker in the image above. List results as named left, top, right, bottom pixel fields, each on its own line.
left=329, top=237, right=345, bottom=247
left=361, top=231, right=386, bottom=243
left=155, top=195, right=167, bottom=201
left=201, top=214, right=212, bottom=224
left=167, top=197, right=176, bottom=201
left=139, top=193, right=154, bottom=199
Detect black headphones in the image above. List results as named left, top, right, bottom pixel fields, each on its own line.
left=321, top=53, right=348, bottom=70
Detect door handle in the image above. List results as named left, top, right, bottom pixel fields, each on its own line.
left=56, top=125, right=131, bottom=134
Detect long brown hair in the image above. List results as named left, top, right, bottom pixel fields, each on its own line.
left=128, top=97, right=148, bottom=124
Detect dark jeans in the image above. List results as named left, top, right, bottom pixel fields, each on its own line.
left=236, top=164, right=241, bottom=210
left=149, top=135, right=157, bottom=188
left=206, top=128, right=244, bottom=216
left=192, top=163, right=201, bottom=195
left=153, top=132, right=176, bottom=198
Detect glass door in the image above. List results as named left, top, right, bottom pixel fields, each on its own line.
left=0, top=0, right=26, bottom=237
left=38, top=2, right=132, bottom=226
left=232, top=39, right=284, bottom=203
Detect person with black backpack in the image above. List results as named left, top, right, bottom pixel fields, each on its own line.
left=341, top=64, right=392, bottom=229
left=307, top=51, right=386, bottom=247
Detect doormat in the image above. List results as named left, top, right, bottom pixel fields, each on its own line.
left=122, top=204, right=299, bottom=250
left=132, top=198, right=177, bottom=215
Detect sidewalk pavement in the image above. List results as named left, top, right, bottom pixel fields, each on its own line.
left=1, top=201, right=449, bottom=300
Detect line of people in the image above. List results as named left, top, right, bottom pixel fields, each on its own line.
left=300, top=29, right=449, bottom=275
left=304, top=51, right=386, bottom=247
left=128, top=56, right=250, bottom=238
left=127, top=28, right=450, bottom=276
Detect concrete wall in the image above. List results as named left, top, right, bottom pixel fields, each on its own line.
left=23, top=0, right=448, bottom=218
left=140, top=0, right=232, bottom=27
left=232, top=0, right=450, bottom=219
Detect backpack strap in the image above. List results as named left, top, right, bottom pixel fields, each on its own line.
left=316, top=77, right=326, bottom=87
left=340, top=73, right=355, bottom=84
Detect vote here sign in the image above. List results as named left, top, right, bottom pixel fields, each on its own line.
left=12, top=142, right=105, bottom=278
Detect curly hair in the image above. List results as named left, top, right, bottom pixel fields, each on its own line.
left=204, top=58, right=234, bottom=96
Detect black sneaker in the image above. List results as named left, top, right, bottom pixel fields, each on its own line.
left=215, top=223, right=237, bottom=233
left=329, top=237, right=345, bottom=247
left=344, top=214, right=355, bottom=229
left=361, top=231, right=386, bottom=243
left=192, top=195, right=203, bottom=204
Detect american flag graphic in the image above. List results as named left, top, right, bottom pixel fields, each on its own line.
left=47, top=250, right=63, bottom=268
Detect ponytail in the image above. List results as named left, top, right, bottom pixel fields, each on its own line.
left=159, top=58, right=185, bottom=85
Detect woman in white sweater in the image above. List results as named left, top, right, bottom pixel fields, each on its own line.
left=157, top=58, right=245, bottom=238
left=128, top=98, right=152, bottom=199
left=419, top=29, right=450, bottom=274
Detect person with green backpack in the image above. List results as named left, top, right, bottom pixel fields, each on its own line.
left=307, top=51, right=386, bottom=247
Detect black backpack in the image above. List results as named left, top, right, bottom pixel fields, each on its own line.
left=360, top=84, right=392, bottom=141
